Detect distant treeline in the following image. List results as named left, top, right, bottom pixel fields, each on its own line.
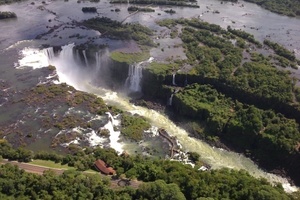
left=244, top=0, right=300, bottom=17
left=110, top=0, right=200, bottom=8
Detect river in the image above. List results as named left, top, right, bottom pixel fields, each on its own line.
left=0, top=0, right=300, bottom=193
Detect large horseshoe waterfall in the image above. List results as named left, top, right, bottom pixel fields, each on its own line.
left=16, top=44, right=295, bottom=192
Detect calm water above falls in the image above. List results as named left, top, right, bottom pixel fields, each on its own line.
left=1, top=0, right=300, bottom=193
left=0, top=0, right=300, bottom=54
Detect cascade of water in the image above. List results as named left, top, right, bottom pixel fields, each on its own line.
left=168, top=94, right=174, bottom=106
left=172, top=74, right=176, bottom=85
left=104, top=112, right=123, bottom=154
left=125, top=62, right=143, bottom=92
left=184, top=75, right=188, bottom=86
left=43, top=47, right=54, bottom=62
left=75, top=49, right=80, bottom=63
left=125, top=57, right=154, bottom=92
left=95, top=51, right=101, bottom=72
left=83, top=50, right=89, bottom=67
left=59, top=43, right=75, bottom=60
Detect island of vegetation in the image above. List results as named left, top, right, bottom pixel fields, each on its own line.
left=164, top=9, right=176, bottom=14
left=244, top=0, right=300, bottom=17
left=82, top=17, right=156, bottom=47
left=82, top=7, right=97, bottom=13
left=110, top=0, right=200, bottom=8
left=0, top=11, right=17, bottom=19
left=127, top=6, right=155, bottom=12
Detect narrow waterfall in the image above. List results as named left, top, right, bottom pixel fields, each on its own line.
left=125, top=57, right=154, bottom=92
left=168, top=94, right=174, bottom=106
left=75, top=49, right=80, bottom=63
left=83, top=50, right=89, bottom=67
left=43, top=47, right=54, bottom=62
left=172, top=74, right=176, bottom=85
left=125, top=62, right=143, bottom=92
left=95, top=51, right=101, bottom=72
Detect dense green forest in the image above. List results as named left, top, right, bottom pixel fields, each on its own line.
left=83, top=17, right=155, bottom=47
left=173, top=83, right=300, bottom=164
left=244, top=0, right=300, bottom=17
left=139, top=18, right=300, bottom=185
left=1, top=140, right=299, bottom=200
left=156, top=18, right=299, bottom=113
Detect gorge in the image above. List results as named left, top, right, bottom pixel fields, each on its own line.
left=1, top=0, right=300, bottom=199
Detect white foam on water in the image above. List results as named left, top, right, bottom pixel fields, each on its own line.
left=18, top=48, right=49, bottom=69
left=86, top=129, right=107, bottom=147
left=103, top=112, right=124, bottom=154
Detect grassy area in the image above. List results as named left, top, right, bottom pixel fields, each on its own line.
left=110, top=51, right=150, bottom=64
left=30, top=160, right=75, bottom=170
left=147, top=62, right=178, bottom=76
left=30, top=159, right=98, bottom=173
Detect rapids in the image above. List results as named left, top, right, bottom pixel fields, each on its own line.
left=17, top=44, right=298, bottom=193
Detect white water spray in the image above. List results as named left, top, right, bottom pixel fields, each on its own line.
left=43, top=47, right=55, bottom=62
left=104, top=112, right=123, bottom=154
left=18, top=45, right=298, bottom=193
left=83, top=50, right=89, bottom=67
left=125, top=62, right=143, bottom=92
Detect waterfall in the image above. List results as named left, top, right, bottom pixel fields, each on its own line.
left=172, top=74, right=176, bottom=85
left=125, top=62, right=143, bottom=92
left=125, top=57, right=154, bottom=92
left=103, top=112, right=123, bottom=154
left=184, top=75, right=188, bottom=86
left=43, top=47, right=54, bottom=62
left=95, top=51, right=101, bottom=72
left=75, top=49, right=80, bottom=63
left=18, top=46, right=298, bottom=192
left=83, top=50, right=89, bottom=67
left=168, top=94, right=174, bottom=106
left=59, top=43, right=75, bottom=63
